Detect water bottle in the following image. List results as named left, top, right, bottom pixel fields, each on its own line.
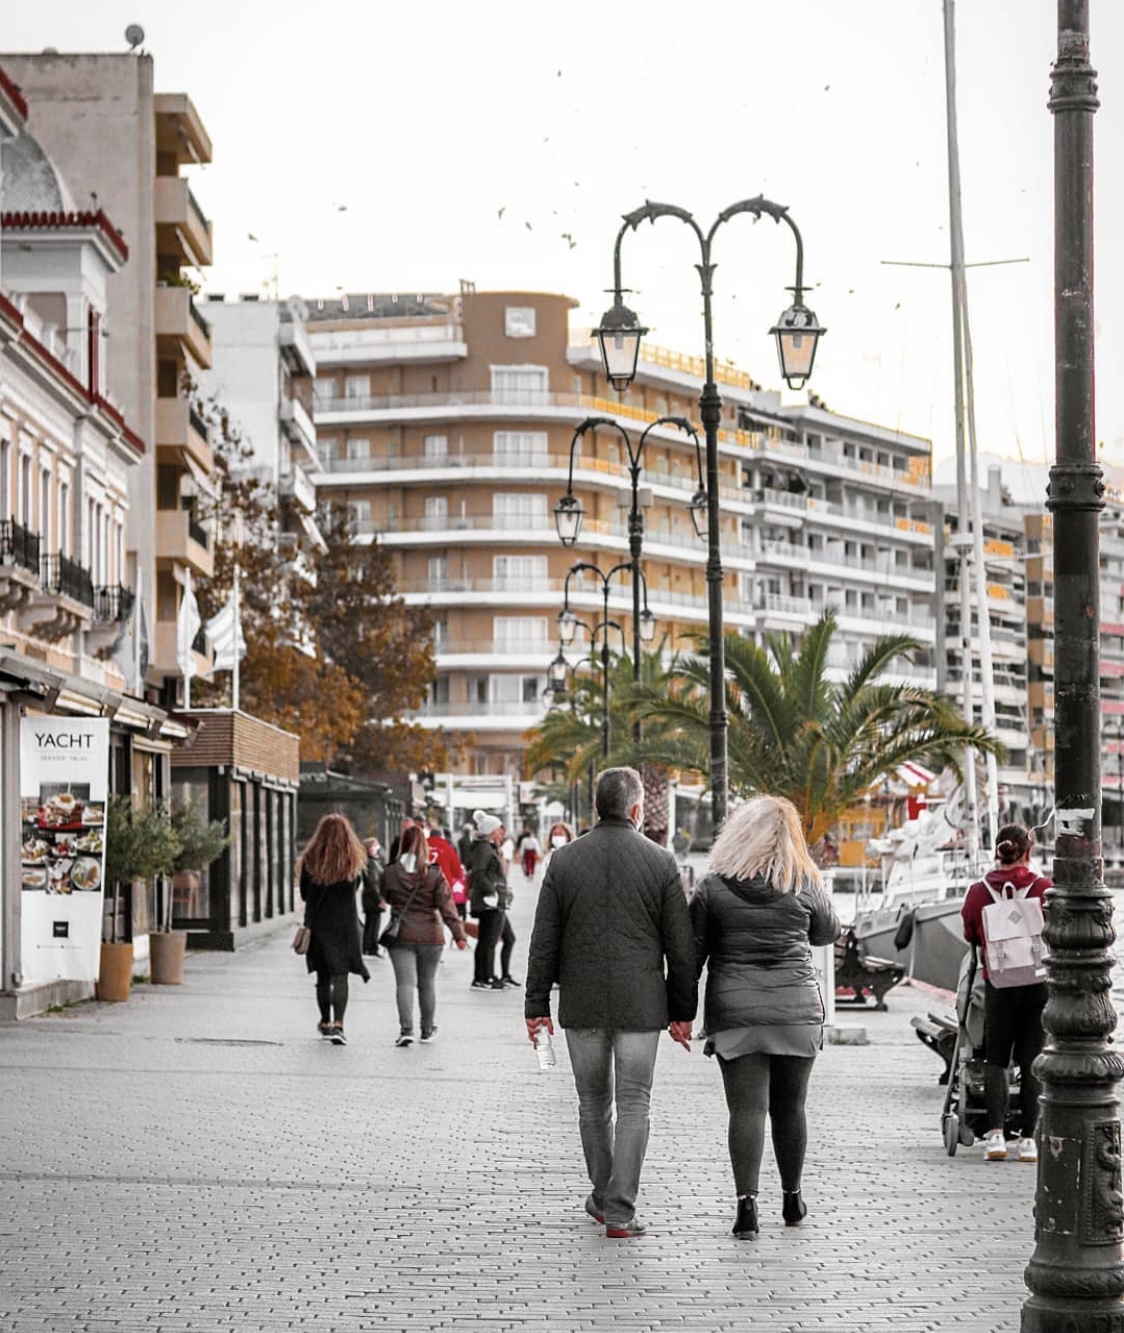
left=535, top=1028, right=556, bottom=1071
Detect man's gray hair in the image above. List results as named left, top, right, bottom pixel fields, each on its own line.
left=595, top=766, right=644, bottom=821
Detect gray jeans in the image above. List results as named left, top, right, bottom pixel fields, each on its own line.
left=388, top=942, right=444, bottom=1034
left=564, top=1028, right=661, bottom=1227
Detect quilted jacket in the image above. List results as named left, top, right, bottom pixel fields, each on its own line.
left=524, top=816, right=697, bottom=1030
left=689, top=872, right=840, bottom=1031
left=465, top=837, right=507, bottom=916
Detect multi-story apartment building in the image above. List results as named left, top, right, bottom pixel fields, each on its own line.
left=306, top=288, right=941, bottom=779
left=1, top=52, right=216, bottom=702
left=201, top=294, right=323, bottom=550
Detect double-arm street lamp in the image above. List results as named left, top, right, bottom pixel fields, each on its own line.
left=1023, top=6, right=1124, bottom=1329
left=554, top=414, right=698, bottom=689
left=554, top=562, right=655, bottom=756
left=547, top=615, right=628, bottom=759
left=595, top=197, right=826, bottom=827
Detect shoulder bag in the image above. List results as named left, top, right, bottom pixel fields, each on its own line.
left=292, top=884, right=326, bottom=955
left=379, top=869, right=432, bottom=948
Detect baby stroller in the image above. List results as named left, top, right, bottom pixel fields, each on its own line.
left=938, top=945, right=1022, bottom=1156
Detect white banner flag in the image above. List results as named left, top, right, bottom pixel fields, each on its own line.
left=205, top=587, right=246, bottom=672
left=176, top=573, right=201, bottom=681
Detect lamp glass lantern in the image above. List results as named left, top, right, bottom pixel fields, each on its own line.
left=639, top=606, right=657, bottom=644
left=557, top=608, right=579, bottom=646
left=595, top=302, right=647, bottom=391
left=770, top=302, right=826, bottom=390
left=547, top=650, right=569, bottom=690
left=689, top=488, right=708, bottom=540
left=553, top=493, right=585, bottom=546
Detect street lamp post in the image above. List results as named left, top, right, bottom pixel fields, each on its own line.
left=554, top=415, right=689, bottom=705
left=597, top=197, right=825, bottom=827
left=558, top=561, right=646, bottom=757
left=548, top=616, right=626, bottom=761
left=1023, top=6, right=1124, bottom=1329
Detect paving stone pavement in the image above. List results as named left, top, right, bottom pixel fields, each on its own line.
left=0, top=873, right=1041, bottom=1333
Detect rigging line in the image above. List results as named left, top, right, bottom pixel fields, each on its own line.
left=881, top=258, right=1030, bottom=269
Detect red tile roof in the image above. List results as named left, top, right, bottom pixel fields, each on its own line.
left=1, top=209, right=129, bottom=262
left=0, top=66, right=28, bottom=121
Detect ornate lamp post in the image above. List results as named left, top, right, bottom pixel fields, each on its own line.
left=1023, top=6, right=1124, bottom=1329
left=548, top=613, right=627, bottom=760
left=558, top=561, right=651, bottom=757
left=597, top=197, right=824, bottom=826
left=554, top=414, right=695, bottom=689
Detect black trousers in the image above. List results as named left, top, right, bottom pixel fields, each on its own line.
left=500, top=914, right=516, bottom=979
left=315, top=971, right=349, bottom=1024
left=983, top=979, right=1047, bottom=1135
left=717, top=1052, right=817, bottom=1196
left=474, top=909, right=504, bottom=983
left=362, top=905, right=383, bottom=955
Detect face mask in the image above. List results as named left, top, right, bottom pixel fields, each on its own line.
left=400, top=852, right=417, bottom=873
left=551, top=834, right=567, bottom=849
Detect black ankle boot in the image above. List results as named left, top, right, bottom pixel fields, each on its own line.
left=732, top=1196, right=759, bottom=1238
left=782, top=1190, right=807, bottom=1226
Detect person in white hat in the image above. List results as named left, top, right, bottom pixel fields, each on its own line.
left=465, top=811, right=509, bottom=990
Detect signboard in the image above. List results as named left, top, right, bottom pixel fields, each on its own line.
left=19, top=717, right=110, bottom=984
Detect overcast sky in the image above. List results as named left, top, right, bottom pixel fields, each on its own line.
left=5, top=0, right=1122, bottom=492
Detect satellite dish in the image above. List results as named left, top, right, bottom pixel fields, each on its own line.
left=125, top=24, right=145, bottom=50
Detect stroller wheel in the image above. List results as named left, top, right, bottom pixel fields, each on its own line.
left=943, top=1113, right=959, bottom=1156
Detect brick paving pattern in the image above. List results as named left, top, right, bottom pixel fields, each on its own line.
left=0, top=876, right=1039, bottom=1332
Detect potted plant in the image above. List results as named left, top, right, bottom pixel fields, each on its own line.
left=99, top=796, right=180, bottom=1001
left=151, top=800, right=229, bottom=985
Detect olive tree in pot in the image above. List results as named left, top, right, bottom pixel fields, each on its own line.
left=99, top=796, right=180, bottom=1001
left=152, top=801, right=229, bottom=984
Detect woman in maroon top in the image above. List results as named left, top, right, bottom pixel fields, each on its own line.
left=380, top=824, right=467, bottom=1046
left=961, top=823, right=1051, bottom=1164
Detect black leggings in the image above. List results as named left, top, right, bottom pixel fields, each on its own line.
left=983, top=979, right=1047, bottom=1135
left=500, top=914, right=516, bottom=979
left=718, top=1052, right=816, bottom=1196
left=474, top=910, right=504, bottom=983
left=315, top=971, right=349, bottom=1025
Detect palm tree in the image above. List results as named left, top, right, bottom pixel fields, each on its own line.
left=630, top=611, right=1003, bottom=847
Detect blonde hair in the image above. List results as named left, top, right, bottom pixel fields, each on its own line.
left=708, top=796, right=822, bottom=894
left=298, top=813, right=367, bottom=885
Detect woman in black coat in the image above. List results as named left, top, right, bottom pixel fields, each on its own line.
left=465, top=811, right=508, bottom=990
left=299, top=813, right=370, bottom=1045
left=690, top=795, right=840, bottom=1239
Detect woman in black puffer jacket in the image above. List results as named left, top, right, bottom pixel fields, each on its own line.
left=689, top=795, right=840, bottom=1240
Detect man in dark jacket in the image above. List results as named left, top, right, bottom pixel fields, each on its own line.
left=525, top=766, right=696, bottom=1240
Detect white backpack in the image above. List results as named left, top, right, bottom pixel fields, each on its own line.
left=981, top=879, right=1048, bottom=989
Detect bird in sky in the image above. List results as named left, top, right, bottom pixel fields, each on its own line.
left=498, top=206, right=506, bottom=219
left=248, top=232, right=259, bottom=242
left=562, top=232, right=576, bottom=249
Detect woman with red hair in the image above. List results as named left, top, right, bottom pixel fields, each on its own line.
left=299, top=813, right=370, bottom=1045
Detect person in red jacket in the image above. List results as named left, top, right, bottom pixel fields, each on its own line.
left=961, top=823, right=1051, bottom=1164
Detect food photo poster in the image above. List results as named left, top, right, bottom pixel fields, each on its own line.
left=19, top=716, right=110, bottom=985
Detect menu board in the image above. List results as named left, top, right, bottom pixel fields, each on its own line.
left=20, top=717, right=110, bottom=985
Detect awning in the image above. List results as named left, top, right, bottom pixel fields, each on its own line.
left=895, top=761, right=936, bottom=789
left=180, top=448, right=218, bottom=499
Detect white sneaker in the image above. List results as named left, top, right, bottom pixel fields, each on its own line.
left=984, top=1130, right=1007, bottom=1161
left=1017, top=1136, right=1038, bottom=1164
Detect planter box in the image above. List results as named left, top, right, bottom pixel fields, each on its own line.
left=95, top=941, right=133, bottom=1002
left=149, top=930, right=187, bottom=985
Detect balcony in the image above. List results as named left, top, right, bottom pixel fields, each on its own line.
left=156, top=285, right=212, bottom=369
left=279, top=318, right=316, bottom=377
left=155, top=508, right=213, bottom=578
left=279, top=462, right=317, bottom=514
left=152, top=619, right=211, bottom=680
left=87, top=583, right=135, bottom=656
left=154, top=93, right=213, bottom=166
left=279, top=396, right=317, bottom=461
left=18, top=551, right=94, bottom=641
left=155, top=395, right=213, bottom=473
left=154, top=176, right=213, bottom=268
left=0, top=518, right=43, bottom=614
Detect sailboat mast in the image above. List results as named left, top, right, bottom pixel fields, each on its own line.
left=942, top=0, right=982, bottom=867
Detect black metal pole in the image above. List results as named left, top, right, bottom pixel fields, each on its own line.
left=1023, top=5, right=1124, bottom=1328
left=600, top=581, right=611, bottom=759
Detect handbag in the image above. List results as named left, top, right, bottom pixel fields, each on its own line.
left=292, top=884, right=325, bottom=955
left=379, top=869, right=429, bottom=948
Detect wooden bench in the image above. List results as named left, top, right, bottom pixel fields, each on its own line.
left=834, top=927, right=905, bottom=1011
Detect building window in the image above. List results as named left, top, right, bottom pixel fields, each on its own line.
left=494, top=554, right=547, bottom=587
left=344, top=373, right=370, bottom=399
left=424, top=434, right=448, bottom=459
left=58, top=481, right=70, bottom=559
left=494, top=431, right=548, bottom=464
left=19, top=453, right=31, bottom=526
left=493, top=493, right=547, bottom=520
left=491, top=366, right=548, bottom=402
left=315, top=376, right=337, bottom=403
left=347, top=499, right=371, bottom=528
left=430, top=676, right=449, bottom=704
left=39, top=468, right=51, bottom=551
left=494, top=616, right=548, bottom=647
left=425, top=497, right=448, bottom=519
left=428, top=555, right=448, bottom=585
left=504, top=306, right=536, bottom=338
left=346, top=437, right=370, bottom=461
left=0, top=437, right=9, bottom=517
left=432, top=618, right=448, bottom=649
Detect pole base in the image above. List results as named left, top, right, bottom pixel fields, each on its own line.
left=1022, top=1296, right=1124, bottom=1333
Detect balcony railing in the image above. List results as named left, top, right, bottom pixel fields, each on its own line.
left=41, top=553, right=95, bottom=608
left=188, top=297, right=211, bottom=341
left=189, top=403, right=210, bottom=441
left=0, top=518, right=42, bottom=576
left=93, top=584, right=135, bottom=624
left=187, top=515, right=209, bottom=549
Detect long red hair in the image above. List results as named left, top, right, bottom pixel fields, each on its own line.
left=398, top=823, right=429, bottom=867
left=299, top=813, right=367, bottom=885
